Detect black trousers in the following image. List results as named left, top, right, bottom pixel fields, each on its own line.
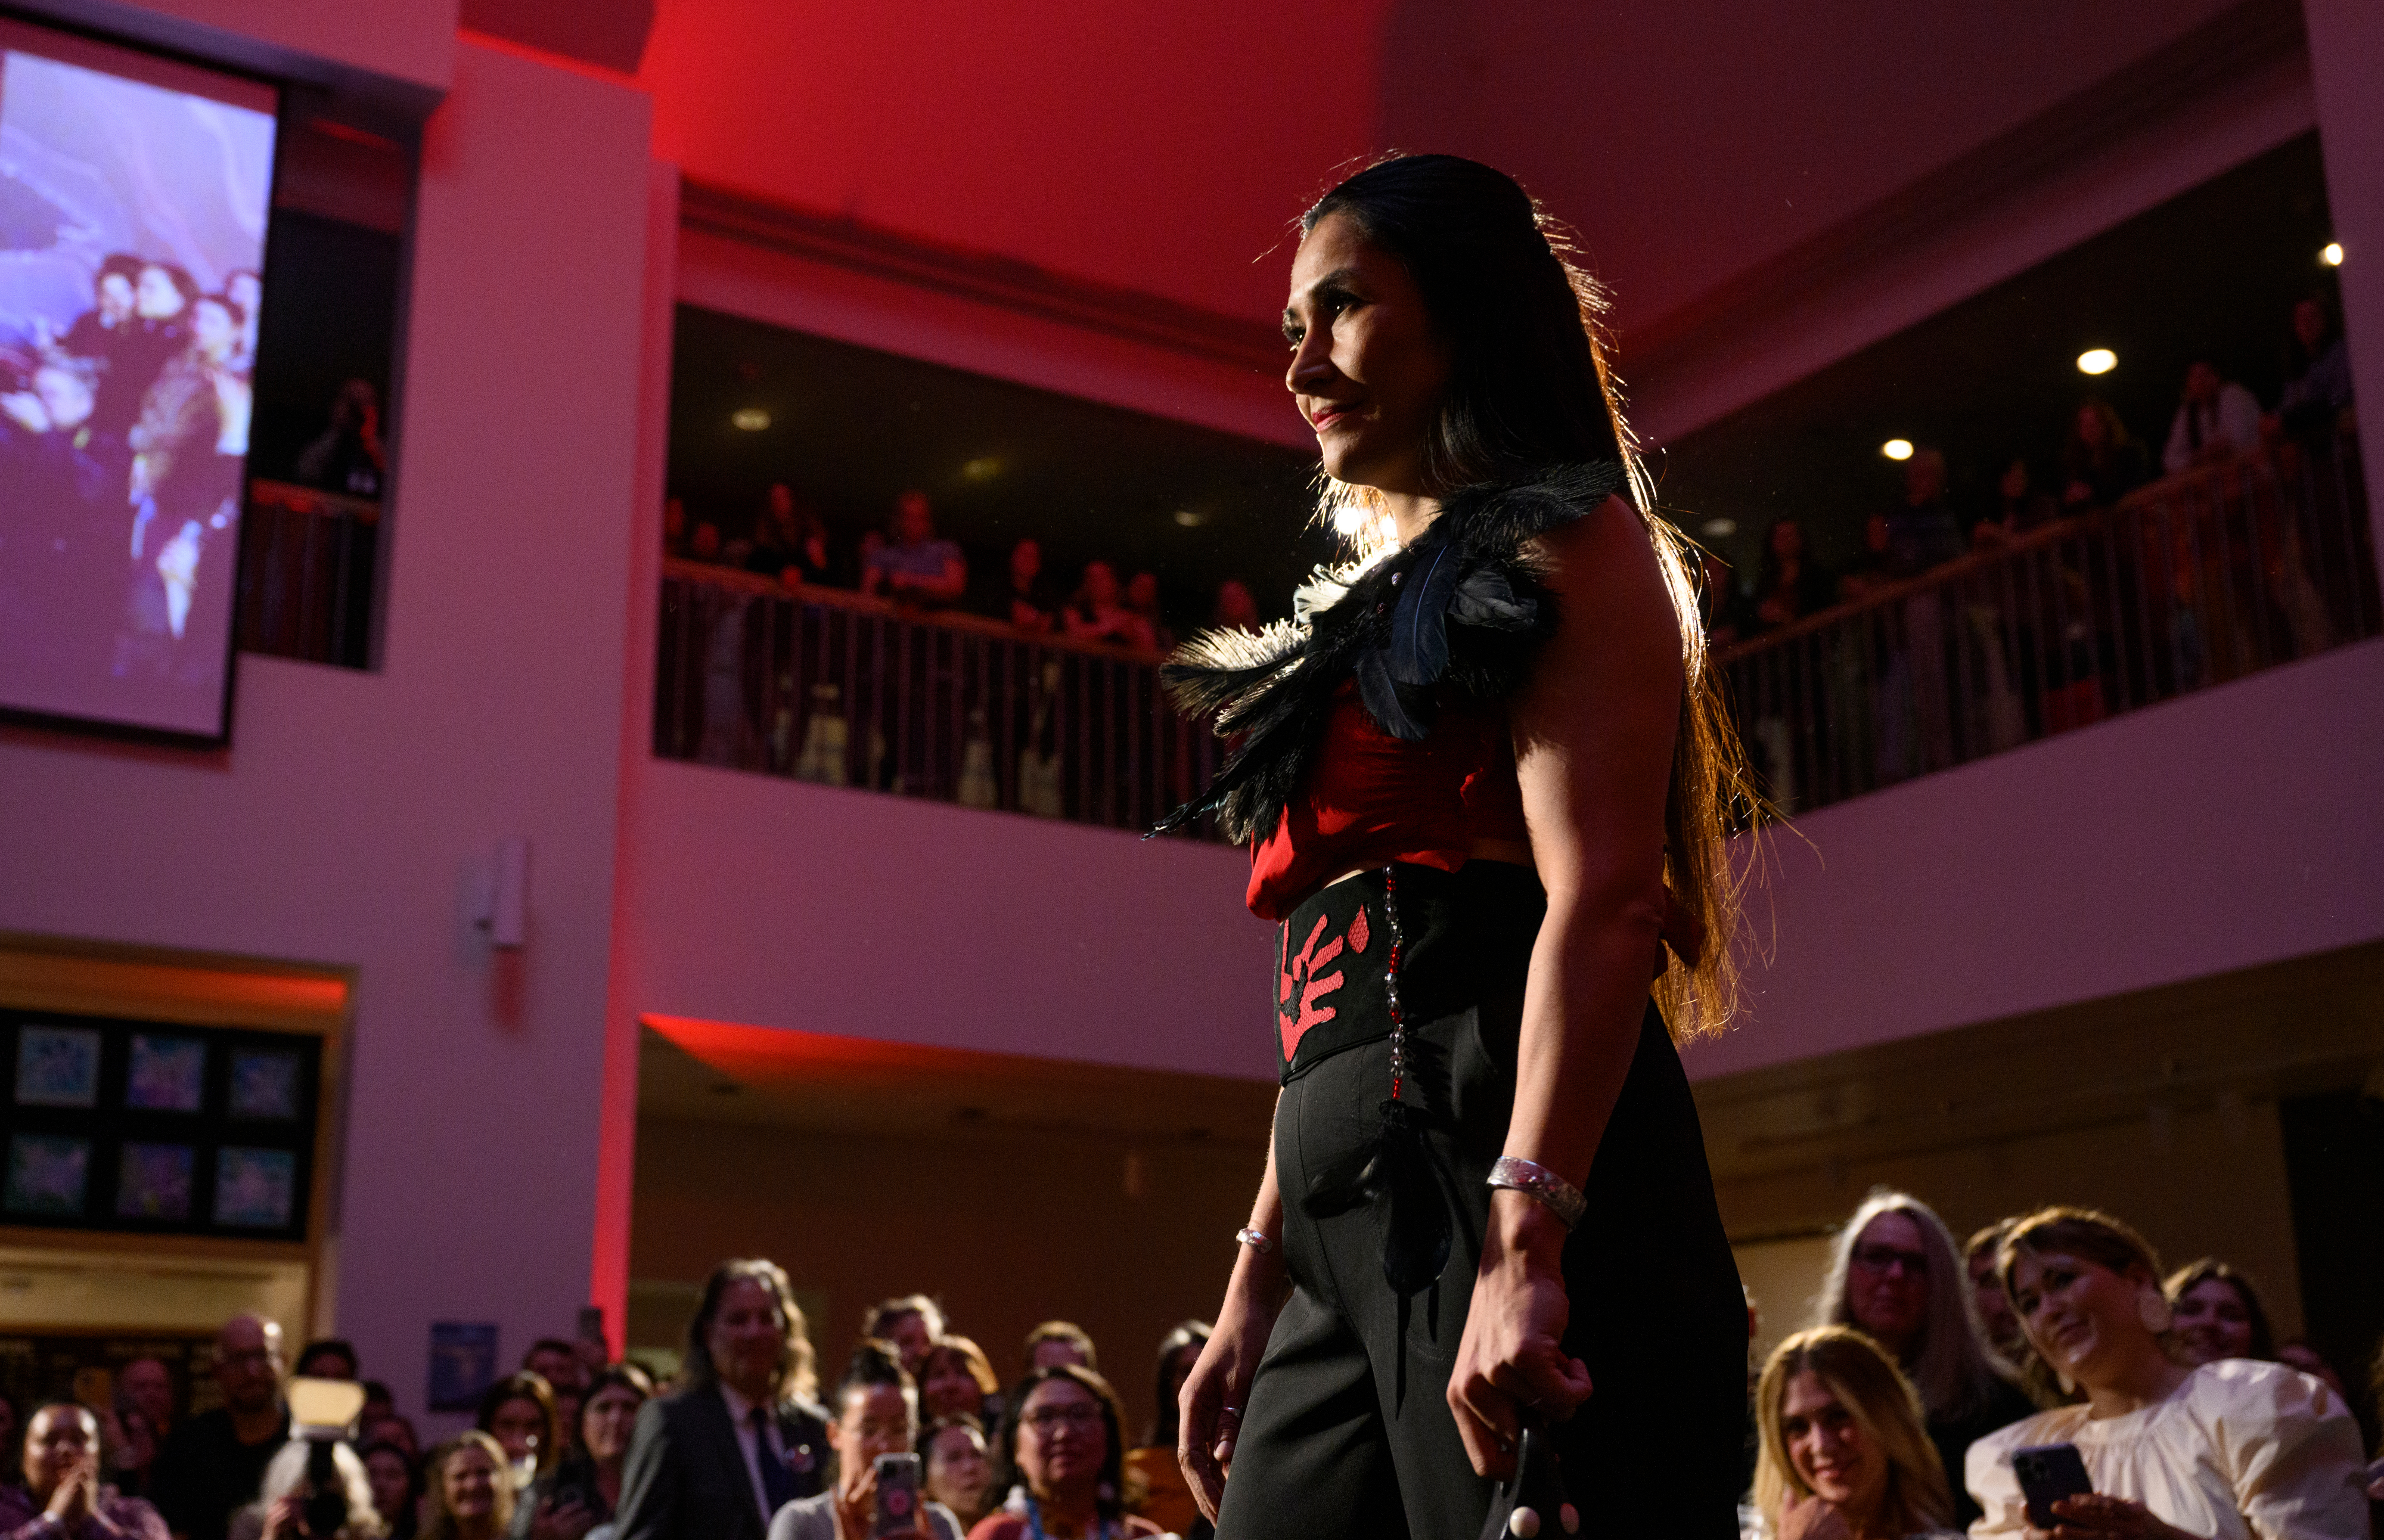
left=1216, top=864, right=1747, bottom=1540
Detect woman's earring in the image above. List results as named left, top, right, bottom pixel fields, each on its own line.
left=2137, top=1287, right=2174, bottom=1334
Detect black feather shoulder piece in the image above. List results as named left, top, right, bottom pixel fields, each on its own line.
left=1152, top=459, right=1626, bottom=843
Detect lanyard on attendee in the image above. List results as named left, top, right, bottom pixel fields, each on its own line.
left=1022, top=1495, right=1118, bottom=1540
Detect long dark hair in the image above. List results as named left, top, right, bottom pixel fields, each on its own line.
left=681, top=1258, right=818, bottom=1404
left=474, top=1371, right=560, bottom=1476
left=1301, top=153, right=1752, bottom=1035
left=993, top=1364, right=1129, bottom=1523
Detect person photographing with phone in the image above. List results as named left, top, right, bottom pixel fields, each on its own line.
left=1967, top=1207, right=2369, bottom=1538
left=768, top=1342, right=960, bottom=1540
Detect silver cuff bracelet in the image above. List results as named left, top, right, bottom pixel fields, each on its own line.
left=1487, top=1156, right=1587, bottom=1229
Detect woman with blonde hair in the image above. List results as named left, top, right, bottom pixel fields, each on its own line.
left=1751, top=1328, right=1958, bottom=1540
left=241, top=1439, right=387, bottom=1539
left=421, top=1433, right=514, bottom=1540
left=1968, top=1206, right=2369, bottom=1537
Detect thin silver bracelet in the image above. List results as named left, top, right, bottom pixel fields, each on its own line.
left=1234, top=1226, right=1275, bottom=1254
left=1488, top=1156, right=1587, bottom=1229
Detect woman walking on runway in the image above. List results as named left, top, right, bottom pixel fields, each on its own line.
left=1157, top=154, right=1755, bottom=1539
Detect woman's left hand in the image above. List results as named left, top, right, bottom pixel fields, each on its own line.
left=2046, top=1494, right=2194, bottom=1538
left=1446, top=1190, right=1594, bottom=1479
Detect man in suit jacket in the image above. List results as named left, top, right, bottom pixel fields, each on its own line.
left=614, top=1259, right=831, bottom=1540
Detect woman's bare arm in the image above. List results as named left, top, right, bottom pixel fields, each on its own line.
left=1179, top=1110, right=1290, bottom=1520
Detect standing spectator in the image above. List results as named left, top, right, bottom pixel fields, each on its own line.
left=1963, top=1223, right=2026, bottom=1359
left=1748, top=518, right=1833, bottom=631
left=295, top=1342, right=360, bottom=1381
left=1123, top=572, right=1175, bottom=653
left=108, top=1358, right=175, bottom=1500
left=1836, top=514, right=1896, bottom=601
left=2060, top=400, right=2149, bottom=513
left=521, top=1343, right=594, bottom=1459
left=979, top=539, right=1060, bottom=634
left=688, top=521, right=724, bottom=564
left=1209, top=579, right=1261, bottom=635
left=421, top=1435, right=513, bottom=1540
left=358, top=1441, right=420, bottom=1540
left=240, top=1439, right=381, bottom=1540
left=861, top=1299, right=946, bottom=1381
left=747, top=485, right=836, bottom=590
left=612, top=1259, right=828, bottom=1540
left=917, top=1341, right=999, bottom=1428
left=1750, top=1328, right=1960, bottom=1540
left=474, top=1374, right=560, bottom=1496
left=1125, top=1323, right=1209, bottom=1538
left=1975, top=458, right=2059, bottom=548
left=2165, top=1259, right=2277, bottom=1367
left=513, top=1364, right=651, bottom=1540
left=861, top=492, right=966, bottom=607
left=919, top=1419, right=994, bottom=1535
left=1061, top=564, right=1152, bottom=651
left=765, top=1341, right=957, bottom=1540
left=662, top=497, right=689, bottom=560
left=1815, top=1192, right=2031, bottom=1526
left=1969, top=1207, right=2370, bottom=1537
left=154, top=1315, right=291, bottom=1540
left=1020, top=1325, right=1095, bottom=1376
left=291, top=381, right=386, bottom=501
left=1887, top=450, right=1964, bottom=576
left=2273, top=296, right=2355, bottom=445
left=2163, top=361, right=2262, bottom=474
left=0, top=1402, right=168, bottom=1539
left=972, top=1366, right=1157, bottom=1540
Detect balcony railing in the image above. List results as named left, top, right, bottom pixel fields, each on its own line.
left=653, top=561, right=1225, bottom=839
left=1719, top=429, right=2374, bottom=815
left=235, top=478, right=379, bottom=669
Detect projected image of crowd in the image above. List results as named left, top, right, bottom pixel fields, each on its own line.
left=23, top=1193, right=2379, bottom=1540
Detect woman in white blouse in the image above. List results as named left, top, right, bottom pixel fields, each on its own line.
left=1966, top=1207, right=2369, bottom=1539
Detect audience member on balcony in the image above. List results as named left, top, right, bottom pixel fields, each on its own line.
left=1815, top=1191, right=2031, bottom=1526
left=973, top=1365, right=1159, bottom=1540
left=862, top=491, right=967, bottom=608
left=1835, top=514, right=1896, bottom=601
left=2162, top=361, right=2262, bottom=477
left=1124, top=572, right=1176, bottom=653
left=1963, top=1223, right=2025, bottom=1361
left=238, top=1438, right=381, bottom=1540
left=985, top=539, right=1061, bottom=634
left=2165, top=1259, right=2277, bottom=1368
left=749, top=485, right=838, bottom=590
left=1061, top=563, right=1154, bottom=651
left=2273, top=296, right=2355, bottom=447
left=0, top=1402, right=169, bottom=1540
left=514, top=1364, right=652, bottom=1540
left=1748, top=518, right=1833, bottom=632
left=765, top=1340, right=958, bottom=1540
left=919, top=1340, right=1001, bottom=1428
left=1749, top=1328, right=1960, bottom=1540
left=422, top=1435, right=514, bottom=1540
left=613, top=1258, right=828, bottom=1540
left=1021, top=1324, right=1097, bottom=1376
left=663, top=497, right=689, bottom=560
left=688, top=521, right=725, bottom=564
left=1972, top=458, right=2059, bottom=549
left=1210, top=578, right=1262, bottom=634
left=476, top=1374, right=560, bottom=1499
left=154, top=1314, right=291, bottom=1540
left=1124, top=1322, right=1209, bottom=1538
left=293, top=380, right=387, bottom=501
left=2059, top=400, right=2149, bottom=514
left=864, top=1298, right=948, bottom=1381
left=920, top=1419, right=994, bottom=1534
left=358, top=1442, right=420, bottom=1540
left=1969, top=1206, right=2371, bottom=1538
left=1886, top=449, right=1964, bottom=576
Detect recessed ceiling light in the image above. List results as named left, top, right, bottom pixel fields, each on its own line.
left=961, top=456, right=1002, bottom=482
left=1172, top=509, right=1206, bottom=528
left=730, top=408, right=769, bottom=431
left=2321, top=241, right=2343, bottom=267
left=2076, top=348, right=2118, bottom=375
left=1881, top=439, right=1914, bottom=461
left=1699, top=517, right=1737, bottom=539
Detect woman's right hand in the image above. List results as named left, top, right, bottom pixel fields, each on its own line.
left=1178, top=1268, right=1287, bottom=1523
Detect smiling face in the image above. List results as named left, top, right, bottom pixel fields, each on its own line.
left=2171, top=1277, right=2255, bottom=1365
left=581, top=1384, right=642, bottom=1464
left=2009, top=1250, right=2157, bottom=1390
left=442, top=1442, right=498, bottom=1521
left=23, top=1405, right=96, bottom=1499
left=1779, top=1371, right=1887, bottom=1520
left=1846, top=1213, right=1933, bottom=1361
left=135, top=265, right=185, bottom=321
left=486, top=1395, right=544, bottom=1466
left=1015, top=1378, right=1106, bottom=1499
left=364, top=1448, right=412, bottom=1518
left=921, top=1353, right=983, bottom=1423
left=97, top=272, right=135, bottom=323
left=707, top=1278, right=789, bottom=1401
left=1283, top=212, right=1449, bottom=498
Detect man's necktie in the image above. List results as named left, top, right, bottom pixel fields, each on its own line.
left=751, top=1405, right=798, bottom=1516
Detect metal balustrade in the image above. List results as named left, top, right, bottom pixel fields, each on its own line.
left=1718, top=430, right=2374, bottom=815
left=235, top=477, right=379, bottom=669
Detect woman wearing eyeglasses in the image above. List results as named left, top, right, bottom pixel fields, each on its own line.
left=1815, top=1191, right=2034, bottom=1526
left=970, top=1367, right=1156, bottom=1540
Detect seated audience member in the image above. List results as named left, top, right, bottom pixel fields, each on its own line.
left=521, top=1342, right=595, bottom=1458
left=514, top=1364, right=652, bottom=1540
left=766, top=1341, right=958, bottom=1540
left=918, top=1340, right=1001, bottom=1427
left=296, top=1342, right=361, bottom=1382
left=1816, top=1192, right=2031, bottom=1526
left=2165, top=1259, right=2277, bottom=1367
left=154, top=1314, right=293, bottom=1540
left=108, top=1358, right=175, bottom=1499
left=474, top=1375, right=560, bottom=1495
left=1122, top=572, right=1175, bottom=653
left=919, top=1419, right=994, bottom=1535
left=861, top=491, right=966, bottom=607
left=1209, top=579, right=1261, bottom=634
left=1750, top=1327, right=1960, bottom=1540
left=611, top=1258, right=828, bottom=1540
left=2060, top=400, right=2150, bottom=514
left=2273, top=296, right=2355, bottom=445
left=1975, top=458, right=2059, bottom=548
left=1886, top=451, right=1965, bottom=577
left=421, top=1435, right=514, bottom=1540
left=1969, top=1206, right=2370, bottom=1537
left=1749, top=518, right=1834, bottom=632
left=1061, top=563, right=1153, bottom=651
left=1124, top=1323, right=1208, bottom=1538
left=988, top=539, right=1060, bottom=634
left=862, top=1299, right=948, bottom=1381
left=1836, top=514, right=1896, bottom=602
left=2163, top=361, right=2262, bottom=475
left=971, top=1366, right=1157, bottom=1540
left=0, top=1401, right=169, bottom=1539
left=358, top=1441, right=420, bottom=1540
left=1021, top=1324, right=1096, bottom=1376
left=237, top=1438, right=381, bottom=1540
left=1962, top=1223, right=2026, bottom=1360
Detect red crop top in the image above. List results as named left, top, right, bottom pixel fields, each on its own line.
left=1246, top=679, right=1529, bottom=921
